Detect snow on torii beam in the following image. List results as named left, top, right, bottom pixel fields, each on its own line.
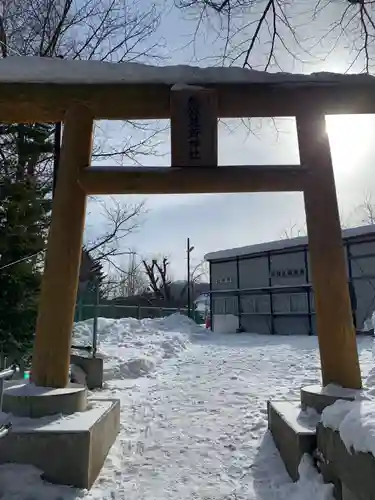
left=10, top=56, right=359, bottom=389
left=1, top=56, right=375, bottom=122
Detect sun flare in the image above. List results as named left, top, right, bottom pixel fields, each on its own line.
left=325, top=114, right=374, bottom=175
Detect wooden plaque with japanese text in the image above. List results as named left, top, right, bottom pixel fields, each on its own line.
left=170, top=87, right=218, bottom=167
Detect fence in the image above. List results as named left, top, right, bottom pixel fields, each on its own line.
left=74, top=303, right=204, bottom=323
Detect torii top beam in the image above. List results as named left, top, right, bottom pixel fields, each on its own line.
left=0, top=56, right=375, bottom=122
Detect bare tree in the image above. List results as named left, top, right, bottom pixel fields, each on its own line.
left=0, top=0, right=165, bottom=176
left=360, top=192, right=375, bottom=224
left=280, top=222, right=306, bottom=240
left=280, top=207, right=352, bottom=239
left=0, top=0, right=162, bottom=62
left=105, top=252, right=148, bottom=298
left=85, top=197, right=146, bottom=268
left=176, top=0, right=375, bottom=74
left=125, top=253, right=148, bottom=296
left=143, top=257, right=173, bottom=301
left=191, top=259, right=209, bottom=283
left=179, top=258, right=209, bottom=299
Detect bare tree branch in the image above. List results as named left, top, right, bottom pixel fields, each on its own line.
left=0, top=0, right=166, bottom=179
left=85, top=197, right=146, bottom=266
left=104, top=253, right=147, bottom=298
left=176, top=0, right=375, bottom=74
left=279, top=223, right=306, bottom=240
left=359, top=191, right=375, bottom=224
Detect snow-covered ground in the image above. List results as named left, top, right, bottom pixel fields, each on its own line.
left=0, top=314, right=374, bottom=500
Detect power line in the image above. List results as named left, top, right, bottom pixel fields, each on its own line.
left=0, top=250, right=45, bottom=272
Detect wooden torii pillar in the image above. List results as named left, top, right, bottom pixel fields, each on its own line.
left=31, top=105, right=94, bottom=388
left=296, top=111, right=362, bottom=389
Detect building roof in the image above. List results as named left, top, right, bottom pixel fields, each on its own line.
left=204, top=224, right=375, bottom=261
left=1, top=56, right=375, bottom=86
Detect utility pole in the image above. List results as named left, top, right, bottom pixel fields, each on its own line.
left=187, top=238, right=194, bottom=318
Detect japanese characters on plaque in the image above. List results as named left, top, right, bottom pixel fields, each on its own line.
left=170, top=87, right=218, bottom=167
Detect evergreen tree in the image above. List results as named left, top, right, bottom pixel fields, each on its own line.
left=0, top=124, right=53, bottom=360
left=77, top=249, right=106, bottom=305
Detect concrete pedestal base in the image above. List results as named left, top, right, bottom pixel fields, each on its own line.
left=269, top=384, right=368, bottom=500
left=0, top=398, right=120, bottom=489
left=300, top=385, right=359, bottom=414
left=3, top=381, right=87, bottom=418
left=268, top=400, right=317, bottom=481
left=317, top=423, right=375, bottom=500
left=70, top=354, right=103, bottom=390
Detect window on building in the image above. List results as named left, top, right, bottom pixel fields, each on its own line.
left=213, top=296, right=237, bottom=314
left=213, top=297, right=226, bottom=314
left=241, top=296, right=256, bottom=313
left=289, top=293, right=308, bottom=312
left=225, top=297, right=238, bottom=315
left=257, top=295, right=271, bottom=313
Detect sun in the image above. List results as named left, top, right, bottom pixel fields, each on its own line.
left=325, top=114, right=374, bottom=176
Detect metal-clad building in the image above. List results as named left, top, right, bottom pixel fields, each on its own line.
left=205, top=225, right=375, bottom=335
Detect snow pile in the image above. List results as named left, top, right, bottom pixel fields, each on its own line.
left=253, top=437, right=333, bottom=499
left=141, top=313, right=205, bottom=336
left=72, top=313, right=203, bottom=380
left=298, top=407, right=321, bottom=430
left=1, top=56, right=375, bottom=86
left=288, top=456, right=334, bottom=500
left=322, top=399, right=375, bottom=456
left=320, top=383, right=363, bottom=399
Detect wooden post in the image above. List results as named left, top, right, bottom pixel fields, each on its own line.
left=296, top=112, right=362, bottom=389
left=31, top=105, right=94, bottom=388
left=170, top=86, right=218, bottom=167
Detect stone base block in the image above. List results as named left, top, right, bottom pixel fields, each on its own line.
left=0, top=398, right=120, bottom=489
left=301, top=385, right=358, bottom=414
left=268, top=400, right=317, bottom=481
left=317, top=423, right=375, bottom=500
left=3, top=381, right=87, bottom=418
left=342, top=484, right=361, bottom=500
left=70, top=354, right=103, bottom=390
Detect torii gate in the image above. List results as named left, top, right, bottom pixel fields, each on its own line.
left=0, top=59, right=364, bottom=389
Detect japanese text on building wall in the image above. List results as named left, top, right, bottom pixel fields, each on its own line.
left=270, top=268, right=305, bottom=278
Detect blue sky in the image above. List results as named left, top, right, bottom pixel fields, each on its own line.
left=84, top=1, right=375, bottom=280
